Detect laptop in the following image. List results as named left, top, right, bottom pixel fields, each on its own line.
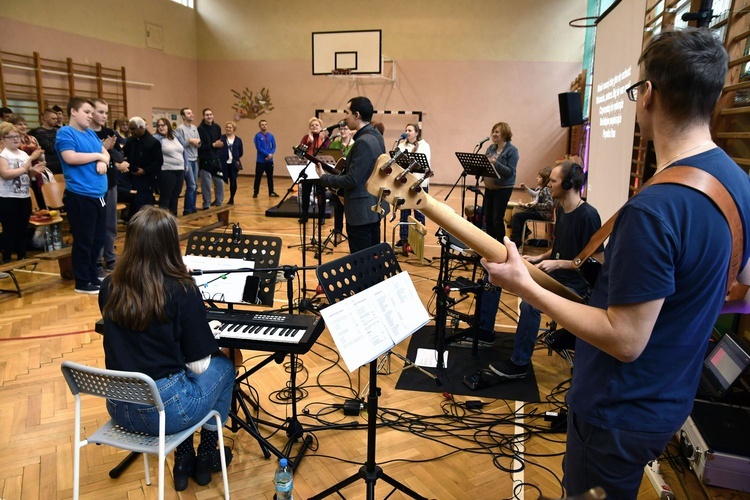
left=695, top=333, right=750, bottom=400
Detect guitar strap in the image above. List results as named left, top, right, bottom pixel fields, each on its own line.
left=572, top=166, right=744, bottom=294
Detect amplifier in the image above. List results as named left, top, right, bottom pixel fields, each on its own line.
left=678, top=401, right=750, bottom=492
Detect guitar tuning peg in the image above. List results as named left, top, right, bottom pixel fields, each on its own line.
left=371, top=187, right=391, bottom=215
left=389, top=197, right=405, bottom=222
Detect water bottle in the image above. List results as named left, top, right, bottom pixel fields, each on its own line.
left=44, top=226, right=53, bottom=252
left=51, top=224, right=62, bottom=250
left=274, top=458, right=293, bottom=500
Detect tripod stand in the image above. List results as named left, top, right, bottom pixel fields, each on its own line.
left=313, top=243, right=428, bottom=500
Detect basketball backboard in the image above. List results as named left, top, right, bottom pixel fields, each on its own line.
left=312, top=30, right=382, bottom=76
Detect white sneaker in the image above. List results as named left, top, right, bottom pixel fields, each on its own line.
left=0, top=272, right=9, bottom=279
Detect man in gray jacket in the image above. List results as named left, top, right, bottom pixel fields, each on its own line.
left=317, top=97, right=384, bottom=253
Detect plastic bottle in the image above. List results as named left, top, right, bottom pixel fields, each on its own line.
left=44, top=226, right=53, bottom=252
left=51, top=224, right=62, bottom=250
left=274, top=458, right=293, bottom=500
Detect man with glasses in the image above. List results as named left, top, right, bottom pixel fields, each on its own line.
left=482, top=28, right=750, bottom=498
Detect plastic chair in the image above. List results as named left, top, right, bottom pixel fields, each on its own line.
left=60, top=361, right=230, bottom=500
left=42, top=180, right=66, bottom=211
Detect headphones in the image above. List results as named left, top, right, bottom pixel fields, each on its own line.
left=562, top=163, right=583, bottom=191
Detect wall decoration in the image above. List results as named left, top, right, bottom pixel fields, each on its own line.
left=231, top=87, right=274, bottom=120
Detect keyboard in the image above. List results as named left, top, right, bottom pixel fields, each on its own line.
left=207, top=310, right=324, bottom=354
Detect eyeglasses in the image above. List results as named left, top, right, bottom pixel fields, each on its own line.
left=626, top=80, right=648, bottom=102
left=3, top=135, right=21, bottom=140
left=201, top=291, right=225, bottom=302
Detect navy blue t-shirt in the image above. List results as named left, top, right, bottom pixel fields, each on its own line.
left=568, top=148, right=750, bottom=433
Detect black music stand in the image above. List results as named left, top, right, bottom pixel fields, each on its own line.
left=454, top=152, right=499, bottom=226
left=186, top=230, right=281, bottom=306
left=389, top=150, right=429, bottom=174
left=312, top=243, right=428, bottom=500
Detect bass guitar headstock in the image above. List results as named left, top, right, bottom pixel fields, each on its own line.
left=366, top=150, right=434, bottom=221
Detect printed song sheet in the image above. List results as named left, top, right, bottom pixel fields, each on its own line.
left=320, top=271, right=430, bottom=372
left=183, top=255, right=255, bottom=304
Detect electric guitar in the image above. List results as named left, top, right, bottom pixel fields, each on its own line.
left=365, top=154, right=585, bottom=303
left=292, top=145, right=346, bottom=204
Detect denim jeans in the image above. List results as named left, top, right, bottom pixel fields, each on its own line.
left=511, top=299, right=542, bottom=366
left=200, top=169, right=224, bottom=208
left=107, top=355, right=235, bottom=435
left=184, top=159, right=198, bottom=212
left=564, top=411, right=674, bottom=499
left=99, top=185, right=117, bottom=266
left=479, top=287, right=501, bottom=332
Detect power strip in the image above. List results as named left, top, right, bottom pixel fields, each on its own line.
left=644, top=461, right=675, bottom=499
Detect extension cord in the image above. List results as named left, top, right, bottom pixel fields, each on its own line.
left=644, top=461, right=675, bottom=499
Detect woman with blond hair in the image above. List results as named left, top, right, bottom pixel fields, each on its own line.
left=219, top=121, right=244, bottom=205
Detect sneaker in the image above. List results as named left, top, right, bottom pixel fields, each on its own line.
left=451, top=328, right=496, bottom=349
left=253, top=193, right=259, bottom=198
left=269, top=192, right=279, bottom=197
left=182, top=209, right=197, bottom=216
left=0, top=272, right=9, bottom=279
left=96, top=266, right=106, bottom=279
left=489, top=359, right=528, bottom=380
left=74, top=283, right=100, bottom=295
left=211, top=201, right=221, bottom=207
left=105, top=261, right=116, bottom=272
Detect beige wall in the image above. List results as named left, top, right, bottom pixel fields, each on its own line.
left=195, top=0, right=584, bottom=62
left=3, top=0, right=586, bottom=185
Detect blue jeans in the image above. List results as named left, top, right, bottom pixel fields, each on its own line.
left=511, top=299, right=542, bottom=366
left=200, top=169, right=224, bottom=208
left=479, top=287, right=501, bottom=332
left=564, top=411, right=674, bottom=499
left=107, top=355, right=235, bottom=435
left=183, top=159, right=198, bottom=213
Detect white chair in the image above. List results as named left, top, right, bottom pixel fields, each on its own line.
left=61, top=361, right=230, bottom=500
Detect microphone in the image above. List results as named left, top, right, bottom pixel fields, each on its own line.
left=329, top=132, right=341, bottom=141
left=477, top=136, right=490, bottom=147
left=325, top=120, right=346, bottom=134
left=398, top=132, right=408, bottom=141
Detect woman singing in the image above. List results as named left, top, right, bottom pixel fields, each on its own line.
left=297, top=117, right=330, bottom=223
left=482, top=122, right=518, bottom=242
left=99, top=206, right=235, bottom=491
left=395, top=123, right=431, bottom=247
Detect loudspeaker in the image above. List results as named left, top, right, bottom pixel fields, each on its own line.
left=558, top=92, right=584, bottom=127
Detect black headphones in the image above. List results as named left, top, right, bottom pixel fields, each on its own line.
left=562, top=163, right=583, bottom=190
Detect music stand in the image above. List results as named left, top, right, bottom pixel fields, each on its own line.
left=186, top=231, right=281, bottom=306
left=455, top=152, right=499, bottom=226
left=312, top=243, right=428, bottom=500
left=389, top=150, right=429, bottom=173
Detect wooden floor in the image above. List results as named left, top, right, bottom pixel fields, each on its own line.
left=0, top=180, right=743, bottom=499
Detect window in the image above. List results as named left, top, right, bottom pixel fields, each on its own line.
left=170, top=0, right=194, bottom=8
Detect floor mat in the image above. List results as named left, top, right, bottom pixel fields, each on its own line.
left=394, top=326, right=540, bottom=402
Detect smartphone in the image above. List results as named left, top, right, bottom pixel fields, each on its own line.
left=242, top=275, right=261, bottom=304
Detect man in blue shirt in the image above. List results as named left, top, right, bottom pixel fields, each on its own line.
left=56, top=97, right=110, bottom=294
left=253, top=119, right=278, bottom=198
left=481, top=28, right=750, bottom=498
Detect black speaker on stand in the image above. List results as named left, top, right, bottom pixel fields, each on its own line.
left=558, top=91, right=585, bottom=154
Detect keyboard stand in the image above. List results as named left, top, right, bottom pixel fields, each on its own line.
left=226, top=265, right=358, bottom=472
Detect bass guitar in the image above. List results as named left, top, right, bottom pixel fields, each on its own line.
left=365, top=154, right=585, bottom=303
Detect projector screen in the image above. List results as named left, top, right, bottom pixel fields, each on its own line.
left=586, top=0, right=648, bottom=222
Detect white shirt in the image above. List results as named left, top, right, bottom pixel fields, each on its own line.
left=0, top=148, right=31, bottom=199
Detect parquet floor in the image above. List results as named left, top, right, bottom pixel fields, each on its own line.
left=0, top=180, right=742, bottom=499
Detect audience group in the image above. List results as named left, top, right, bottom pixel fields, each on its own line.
left=0, top=100, right=256, bottom=294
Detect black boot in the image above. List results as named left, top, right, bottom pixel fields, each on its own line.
left=173, top=435, right=195, bottom=491
left=194, top=429, right=234, bottom=486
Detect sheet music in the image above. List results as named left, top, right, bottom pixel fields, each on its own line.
left=320, top=271, right=430, bottom=372
left=182, top=255, right=255, bottom=304
left=286, top=162, right=319, bottom=180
